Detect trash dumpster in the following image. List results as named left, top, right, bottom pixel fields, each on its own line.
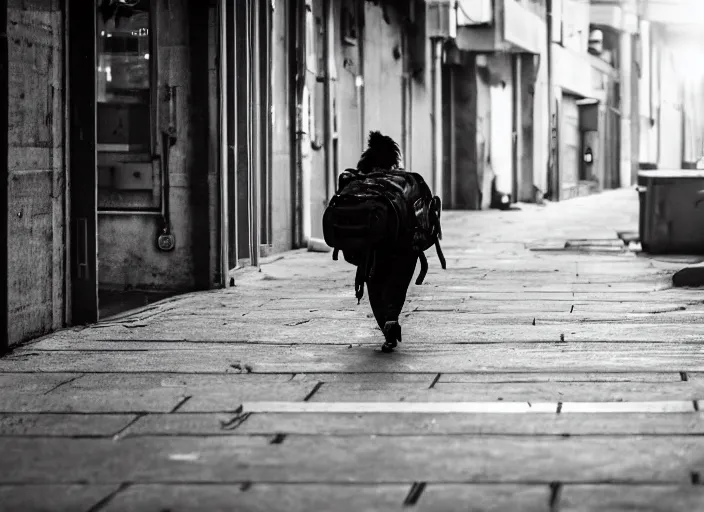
left=638, top=169, right=704, bottom=254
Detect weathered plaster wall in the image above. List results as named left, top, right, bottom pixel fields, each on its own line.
left=7, top=0, right=65, bottom=346
left=333, top=0, right=363, bottom=171
left=362, top=2, right=404, bottom=147
left=409, top=35, right=433, bottom=186
left=270, top=0, right=293, bottom=253
left=97, top=0, right=212, bottom=292
left=656, top=38, right=683, bottom=169
left=682, top=78, right=704, bottom=165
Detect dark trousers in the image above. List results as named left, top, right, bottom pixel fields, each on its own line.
left=366, top=250, right=418, bottom=330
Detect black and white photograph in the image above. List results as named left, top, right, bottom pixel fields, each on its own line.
left=2, top=0, right=704, bottom=510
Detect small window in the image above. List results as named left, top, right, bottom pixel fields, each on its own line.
left=341, top=0, right=358, bottom=45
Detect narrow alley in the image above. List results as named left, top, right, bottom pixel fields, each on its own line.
left=2, top=189, right=704, bottom=511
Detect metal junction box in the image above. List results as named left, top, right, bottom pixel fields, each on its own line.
left=638, top=169, right=704, bottom=254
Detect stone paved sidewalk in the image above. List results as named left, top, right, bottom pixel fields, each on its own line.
left=3, top=189, right=704, bottom=511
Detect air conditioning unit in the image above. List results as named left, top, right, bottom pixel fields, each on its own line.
left=457, top=0, right=493, bottom=26
left=426, top=0, right=457, bottom=39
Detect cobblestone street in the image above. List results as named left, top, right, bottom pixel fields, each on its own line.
left=3, top=189, right=704, bottom=511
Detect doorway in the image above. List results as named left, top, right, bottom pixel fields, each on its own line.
left=69, top=0, right=213, bottom=323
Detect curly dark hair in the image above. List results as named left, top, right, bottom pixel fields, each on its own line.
left=356, top=131, right=402, bottom=174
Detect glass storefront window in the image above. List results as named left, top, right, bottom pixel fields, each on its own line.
left=96, top=0, right=153, bottom=153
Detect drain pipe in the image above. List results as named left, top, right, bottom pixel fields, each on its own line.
left=546, top=0, right=559, bottom=201
left=431, top=37, right=443, bottom=199
left=0, top=1, right=7, bottom=352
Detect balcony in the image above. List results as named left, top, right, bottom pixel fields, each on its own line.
left=643, top=0, right=704, bottom=25
left=456, top=0, right=546, bottom=54
left=553, top=44, right=614, bottom=101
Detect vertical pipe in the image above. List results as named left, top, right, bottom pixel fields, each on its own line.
left=546, top=0, right=558, bottom=200
left=513, top=55, right=521, bottom=203
left=244, top=0, right=252, bottom=264
left=447, top=66, right=460, bottom=208
left=431, top=38, right=443, bottom=198
left=250, top=0, right=261, bottom=267
left=218, top=0, right=230, bottom=286
left=266, top=0, right=273, bottom=245
left=0, top=0, right=7, bottom=352
left=324, top=0, right=336, bottom=200
left=401, top=19, right=408, bottom=168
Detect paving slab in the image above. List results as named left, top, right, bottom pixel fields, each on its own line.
left=437, top=372, right=683, bottom=383
left=26, top=321, right=704, bottom=344
left=415, top=484, right=551, bottom=512
left=3, top=189, right=702, bottom=509
left=0, top=389, right=188, bottom=413
left=2, top=436, right=704, bottom=484
left=3, top=342, right=704, bottom=373
left=221, top=412, right=704, bottom=436
left=559, top=485, right=704, bottom=512
left=0, top=484, right=118, bottom=512
left=102, top=483, right=410, bottom=512
left=308, top=380, right=704, bottom=402
left=0, top=413, right=136, bottom=436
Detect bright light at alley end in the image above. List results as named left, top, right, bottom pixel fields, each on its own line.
left=672, top=41, right=704, bottom=83
left=667, top=1, right=704, bottom=82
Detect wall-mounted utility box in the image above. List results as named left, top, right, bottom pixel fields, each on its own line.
left=639, top=169, right=704, bottom=254
left=426, top=0, right=457, bottom=39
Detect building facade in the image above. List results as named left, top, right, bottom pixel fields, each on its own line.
left=4, top=0, right=704, bottom=350
left=2, top=0, right=455, bottom=349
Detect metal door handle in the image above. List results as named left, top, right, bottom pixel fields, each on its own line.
left=76, top=217, right=88, bottom=280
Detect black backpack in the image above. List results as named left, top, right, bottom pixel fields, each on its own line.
left=322, top=167, right=447, bottom=302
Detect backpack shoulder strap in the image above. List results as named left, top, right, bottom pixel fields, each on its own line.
left=415, top=252, right=428, bottom=285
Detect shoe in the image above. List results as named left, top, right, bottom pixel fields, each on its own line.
left=381, top=320, right=401, bottom=353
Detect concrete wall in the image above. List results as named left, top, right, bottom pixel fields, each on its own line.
left=97, top=0, right=213, bottom=292
left=333, top=0, right=363, bottom=171
left=655, top=34, right=683, bottom=169
left=408, top=0, right=433, bottom=186
left=561, top=0, right=590, bottom=53
left=363, top=2, right=404, bottom=146
left=683, top=78, right=704, bottom=164
left=639, top=24, right=659, bottom=166
left=270, top=0, right=294, bottom=252
left=7, top=0, right=65, bottom=346
left=326, top=0, right=433, bottom=187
